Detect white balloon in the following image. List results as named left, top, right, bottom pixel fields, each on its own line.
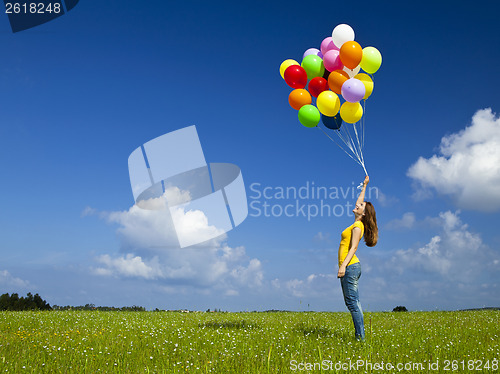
left=343, top=65, right=361, bottom=78
left=332, top=24, right=355, bottom=49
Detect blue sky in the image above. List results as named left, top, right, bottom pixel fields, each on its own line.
left=1, top=0, right=499, bottom=311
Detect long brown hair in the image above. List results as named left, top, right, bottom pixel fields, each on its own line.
left=361, top=201, right=378, bottom=247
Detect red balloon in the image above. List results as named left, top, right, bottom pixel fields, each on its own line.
left=308, top=77, right=329, bottom=98
left=284, top=65, right=308, bottom=89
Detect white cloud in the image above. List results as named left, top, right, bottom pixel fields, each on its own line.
left=376, top=190, right=399, bottom=207
left=81, top=206, right=97, bottom=217
left=90, top=187, right=263, bottom=295
left=265, top=210, right=499, bottom=309
left=274, top=273, right=339, bottom=299
left=105, top=204, right=180, bottom=250
left=230, top=258, right=264, bottom=288
left=103, top=187, right=228, bottom=250
left=92, top=245, right=264, bottom=292
left=408, top=108, right=500, bottom=212
left=388, top=211, right=496, bottom=279
left=170, top=206, right=226, bottom=248
left=93, top=254, right=163, bottom=279
left=0, top=270, right=31, bottom=289
left=385, top=212, right=416, bottom=230
left=313, top=232, right=331, bottom=242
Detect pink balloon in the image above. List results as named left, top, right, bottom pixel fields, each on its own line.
left=320, top=37, right=339, bottom=56
left=323, top=50, right=343, bottom=72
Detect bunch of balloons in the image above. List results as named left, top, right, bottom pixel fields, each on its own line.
left=280, top=24, right=381, bottom=128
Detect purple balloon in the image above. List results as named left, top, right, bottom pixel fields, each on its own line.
left=320, top=37, right=339, bottom=55
left=341, top=78, right=366, bottom=103
left=323, top=50, right=343, bottom=72
left=303, top=48, right=322, bottom=60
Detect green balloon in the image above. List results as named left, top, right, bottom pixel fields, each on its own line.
left=298, top=105, right=320, bottom=128
left=301, top=55, right=325, bottom=80
left=360, top=47, right=382, bottom=74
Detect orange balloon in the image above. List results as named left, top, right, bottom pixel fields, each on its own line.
left=288, top=89, right=312, bottom=110
left=328, top=70, right=349, bottom=95
left=339, top=41, right=362, bottom=69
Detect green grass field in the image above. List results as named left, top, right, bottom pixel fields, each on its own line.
left=0, top=310, right=498, bottom=373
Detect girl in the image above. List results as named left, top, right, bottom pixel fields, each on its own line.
left=337, top=175, right=378, bottom=341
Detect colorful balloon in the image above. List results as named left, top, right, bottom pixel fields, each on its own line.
left=322, top=69, right=331, bottom=80
left=332, top=24, right=355, bottom=49
left=341, top=78, right=366, bottom=103
left=288, top=89, right=312, bottom=110
left=298, top=105, right=321, bottom=128
left=322, top=113, right=343, bottom=130
left=340, top=102, right=363, bottom=123
left=339, top=41, right=362, bottom=69
left=308, top=77, right=329, bottom=98
left=323, top=49, right=343, bottom=72
left=360, top=47, right=382, bottom=74
left=317, top=91, right=340, bottom=116
left=320, top=37, right=338, bottom=55
left=343, top=65, right=361, bottom=78
left=327, top=69, right=349, bottom=95
left=284, top=65, right=308, bottom=89
left=301, top=55, right=325, bottom=80
left=354, top=73, right=374, bottom=99
left=303, top=48, right=322, bottom=60
left=280, top=59, right=299, bottom=79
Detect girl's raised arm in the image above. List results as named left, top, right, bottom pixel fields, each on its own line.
left=355, top=175, right=369, bottom=206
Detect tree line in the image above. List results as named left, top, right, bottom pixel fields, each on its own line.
left=0, top=292, right=51, bottom=311
left=0, top=293, right=146, bottom=311
left=53, top=304, right=145, bottom=311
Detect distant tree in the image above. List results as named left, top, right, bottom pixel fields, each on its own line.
left=0, top=292, right=51, bottom=311
left=51, top=304, right=145, bottom=311
left=10, top=293, right=19, bottom=310
left=392, top=305, right=408, bottom=312
left=33, top=293, right=51, bottom=310
left=0, top=293, right=11, bottom=310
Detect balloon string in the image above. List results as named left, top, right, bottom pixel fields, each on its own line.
left=353, top=122, right=364, bottom=165
left=317, top=126, right=362, bottom=167
left=338, top=121, right=367, bottom=175
left=343, top=122, right=363, bottom=165
left=353, top=123, right=367, bottom=175
left=351, top=124, right=367, bottom=175
left=317, top=126, right=367, bottom=174
left=340, top=123, right=358, bottom=158
left=362, top=99, right=366, bottom=148
left=361, top=161, right=368, bottom=176
left=338, top=124, right=356, bottom=154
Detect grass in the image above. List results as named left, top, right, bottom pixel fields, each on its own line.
left=0, top=310, right=498, bottom=372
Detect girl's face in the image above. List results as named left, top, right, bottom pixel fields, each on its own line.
left=353, top=202, right=366, bottom=217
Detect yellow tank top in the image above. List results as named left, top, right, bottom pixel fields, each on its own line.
left=338, top=220, right=364, bottom=267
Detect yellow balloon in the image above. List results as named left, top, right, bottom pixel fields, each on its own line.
left=316, top=91, right=340, bottom=116
left=340, top=102, right=363, bottom=123
left=280, top=59, right=299, bottom=79
left=360, top=46, right=382, bottom=74
left=354, top=73, right=374, bottom=99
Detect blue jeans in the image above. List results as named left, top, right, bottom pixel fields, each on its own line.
left=340, top=262, right=365, bottom=340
